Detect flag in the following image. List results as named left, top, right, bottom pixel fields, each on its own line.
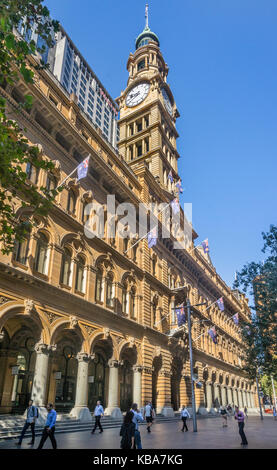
left=201, top=239, right=209, bottom=254
left=171, top=198, right=180, bottom=215
left=147, top=226, right=157, bottom=249
left=208, top=326, right=218, bottom=344
left=233, top=313, right=239, bottom=325
left=176, top=305, right=186, bottom=326
left=77, top=156, right=90, bottom=180
left=216, top=297, right=224, bottom=311
left=168, top=170, right=173, bottom=183
left=176, top=179, right=183, bottom=193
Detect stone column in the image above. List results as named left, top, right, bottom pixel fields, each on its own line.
left=11, top=374, right=19, bottom=402
left=227, top=387, right=233, bottom=405
left=31, top=343, right=54, bottom=424
left=159, top=369, right=174, bottom=417
left=133, top=365, right=142, bottom=409
left=206, top=382, right=213, bottom=412
left=70, top=353, right=92, bottom=422
left=105, top=359, right=122, bottom=418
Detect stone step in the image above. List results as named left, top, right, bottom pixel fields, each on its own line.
left=0, top=415, right=184, bottom=440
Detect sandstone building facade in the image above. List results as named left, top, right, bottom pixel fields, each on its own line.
left=0, top=19, right=258, bottom=420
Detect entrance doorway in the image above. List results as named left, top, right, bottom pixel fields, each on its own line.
left=88, top=352, right=106, bottom=411
left=120, top=359, right=133, bottom=411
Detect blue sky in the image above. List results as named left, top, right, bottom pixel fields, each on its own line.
left=45, top=0, right=277, bottom=288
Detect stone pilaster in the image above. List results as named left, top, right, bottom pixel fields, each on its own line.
left=105, top=359, right=122, bottom=418
left=70, top=352, right=93, bottom=422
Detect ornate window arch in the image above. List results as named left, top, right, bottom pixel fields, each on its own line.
left=121, top=271, right=138, bottom=319
left=95, top=266, right=104, bottom=302
left=34, top=231, right=50, bottom=275
left=60, top=246, right=73, bottom=287
left=75, top=254, right=86, bottom=293
left=67, top=188, right=77, bottom=214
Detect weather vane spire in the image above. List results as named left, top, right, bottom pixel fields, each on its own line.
left=145, top=3, right=149, bottom=29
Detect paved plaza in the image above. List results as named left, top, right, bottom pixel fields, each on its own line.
left=0, top=416, right=276, bottom=450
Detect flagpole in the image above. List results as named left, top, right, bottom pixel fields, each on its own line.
left=124, top=199, right=173, bottom=254
left=56, top=154, right=91, bottom=191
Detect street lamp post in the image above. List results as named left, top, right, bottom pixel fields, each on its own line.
left=186, top=297, right=197, bottom=432
left=256, top=376, right=264, bottom=420
left=172, top=286, right=207, bottom=433
left=271, top=375, right=276, bottom=409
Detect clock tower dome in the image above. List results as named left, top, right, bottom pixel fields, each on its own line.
left=116, top=5, right=181, bottom=198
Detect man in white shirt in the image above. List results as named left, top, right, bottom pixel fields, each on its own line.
left=181, top=406, right=190, bottom=432
left=16, top=400, right=38, bottom=446
left=91, top=400, right=104, bottom=434
left=144, top=402, right=155, bottom=433
left=131, top=403, right=144, bottom=449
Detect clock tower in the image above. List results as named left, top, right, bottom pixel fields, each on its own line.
left=116, top=6, right=181, bottom=198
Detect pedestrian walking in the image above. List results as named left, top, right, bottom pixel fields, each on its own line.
left=180, top=406, right=190, bottom=432
left=16, top=399, right=38, bottom=446
left=119, top=411, right=135, bottom=449
left=273, top=406, right=277, bottom=420
left=131, top=403, right=144, bottom=449
left=234, top=406, right=248, bottom=446
left=144, top=401, right=155, bottom=433
left=244, top=406, right=248, bottom=418
left=220, top=406, right=228, bottom=427
left=37, top=403, right=57, bottom=449
left=91, top=400, right=104, bottom=434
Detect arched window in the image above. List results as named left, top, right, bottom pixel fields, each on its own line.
left=152, top=256, right=156, bottom=276
left=122, top=283, right=128, bottom=315
left=75, top=255, right=86, bottom=293
left=95, top=268, right=104, bottom=302
left=35, top=232, right=49, bottom=275
left=14, top=237, right=29, bottom=265
left=60, top=247, right=72, bottom=286
left=106, top=272, right=114, bottom=308
left=26, top=162, right=39, bottom=184
left=123, top=237, right=129, bottom=253
left=129, top=287, right=136, bottom=318
left=67, top=189, right=76, bottom=213
left=46, top=173, right=57, bottom=192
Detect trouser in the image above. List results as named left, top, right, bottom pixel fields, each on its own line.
left=181, top=417, right=188, bottom=431
left=238, top=422, right=248, bottom=445
left=134, top=429, right=142, bottom=449
left=92, top=416, right=103, bottom=432
left=18, top=421, right=35, bottom=444
left=37, top=426, right=57, bottom=449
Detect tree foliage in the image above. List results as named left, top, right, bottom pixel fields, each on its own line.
left=0, top=0, right=60, bottom=255
left=234, top=225, right=277, bottom=381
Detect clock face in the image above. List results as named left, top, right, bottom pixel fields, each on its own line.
left=125, top=82, right=150, bottom=107
left=161, top=88, right=173, bottom=116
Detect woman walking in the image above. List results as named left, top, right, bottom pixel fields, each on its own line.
left=234, top=406, right=248, bottom=446
left=180, top=406, right=190, bottom=432
left=273, top=406, right=277, bottom=421
left=120, top=411, right=136, bottom=449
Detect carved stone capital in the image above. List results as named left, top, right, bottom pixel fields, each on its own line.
left=108, top=359, right=119, bottom=368
left=34, top=343, right=49, bottom=355
left=127, top=336, right=135, bottom=347
left=0, top=331, right=5, bottom=342
left=76, top=352, right=94, bottom=363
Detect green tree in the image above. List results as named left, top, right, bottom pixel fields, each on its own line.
left=234, top=225, right=277, bottom=381
left=0, top=0, right=60, bottom=255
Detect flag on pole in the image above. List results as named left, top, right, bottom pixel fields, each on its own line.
left=176, top=305, right=186, bottom=326
left=233, top=313, right=239, bottom=325
left=77, top=156, right=90, bottom=181
left=147, top=226, right=157, bottom=249
left=168, top=170, right=173, bottom=183
left=176, top=179, right=184, bottom=193
left=208, top=326, right=218, bottom=344
left=171, top=198, right=180, bottom=215
left=216, top=297, right=224, bottom=311
left=201, top=239, right=209, bottom=254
